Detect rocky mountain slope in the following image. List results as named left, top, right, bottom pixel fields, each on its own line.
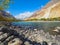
left=25, top=0, right=60, bottom=20
left=0, top=10, right=16, bottom=21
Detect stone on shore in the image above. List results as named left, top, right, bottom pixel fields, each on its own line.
left=8, top=38, right=23, bottom=45
left=0, top=33, right=8, bottom=41
left=24, top=41, right=31, bottom=45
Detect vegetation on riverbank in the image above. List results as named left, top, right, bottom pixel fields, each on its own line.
left=25, top=17, right=60, bottom=21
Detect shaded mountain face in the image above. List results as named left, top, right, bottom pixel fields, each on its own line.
left=0, top=10, right=15, bottom=21
left=25, top=0, right=60, bottom=20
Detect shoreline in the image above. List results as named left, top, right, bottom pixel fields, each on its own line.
left=0, top=21, right=60, bottom=45
left=23, top=21, right=60, bottom=22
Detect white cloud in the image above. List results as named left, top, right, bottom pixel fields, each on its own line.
left=6, top=11, right=10, bottom=13
left=15, top=11, right=34, bottom=20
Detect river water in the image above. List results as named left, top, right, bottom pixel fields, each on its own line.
left=12, top=21, right=60, bottom=31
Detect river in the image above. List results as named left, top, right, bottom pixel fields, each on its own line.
left=12, top=21, right=60, bottom=32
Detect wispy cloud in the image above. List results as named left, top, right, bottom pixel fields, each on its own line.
left=6, top=11, right=10, bottom=13
left=15, top=11, right=34, bottom=20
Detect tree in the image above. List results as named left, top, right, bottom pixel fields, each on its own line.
left=0, top=0, right=12, bottom=10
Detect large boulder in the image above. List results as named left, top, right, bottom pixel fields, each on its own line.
left=8, top=38, right=23, bottom=45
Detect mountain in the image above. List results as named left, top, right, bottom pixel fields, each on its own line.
left=25, top=0, right=60, bottom=21
left=0, top=10, right=16, bottom=21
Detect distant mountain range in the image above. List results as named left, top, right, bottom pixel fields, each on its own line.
left=25, top=0, right=60, bottom=21
left=0, top=10, right=17, bottom=22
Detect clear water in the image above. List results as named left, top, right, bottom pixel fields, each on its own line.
left=12, top=21, right=60, bottom=31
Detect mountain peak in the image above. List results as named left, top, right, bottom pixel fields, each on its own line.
left=25, top=0, right=60, bottom=21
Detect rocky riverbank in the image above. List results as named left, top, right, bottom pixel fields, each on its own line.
left=0, top=22, right=60, bottom=45
left=0, top=25, right=46, bottom=45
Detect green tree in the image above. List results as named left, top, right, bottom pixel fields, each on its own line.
left=0, top=0, right=12, bottom=10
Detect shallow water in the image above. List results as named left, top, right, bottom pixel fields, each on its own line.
left=12, top=21, right=60, bottom=31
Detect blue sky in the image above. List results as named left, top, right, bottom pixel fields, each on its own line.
left=6, top=0, right=50, bottom=19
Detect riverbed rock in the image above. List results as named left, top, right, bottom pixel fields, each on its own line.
left=42, top=41, right=48, bottom=45
left=8, top=38, right=22, bottom=45
left=0, top=33, right=8, bottom=41
left=0, top=32, right=3, bottom=35
left=51, top=43, right=58, bottom=45
left=24, top=41, right=31, bottom=45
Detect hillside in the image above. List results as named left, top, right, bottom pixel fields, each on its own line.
left=25, top=0, right=60, bottom=21
left=0, top=10, right=17, bottom=22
